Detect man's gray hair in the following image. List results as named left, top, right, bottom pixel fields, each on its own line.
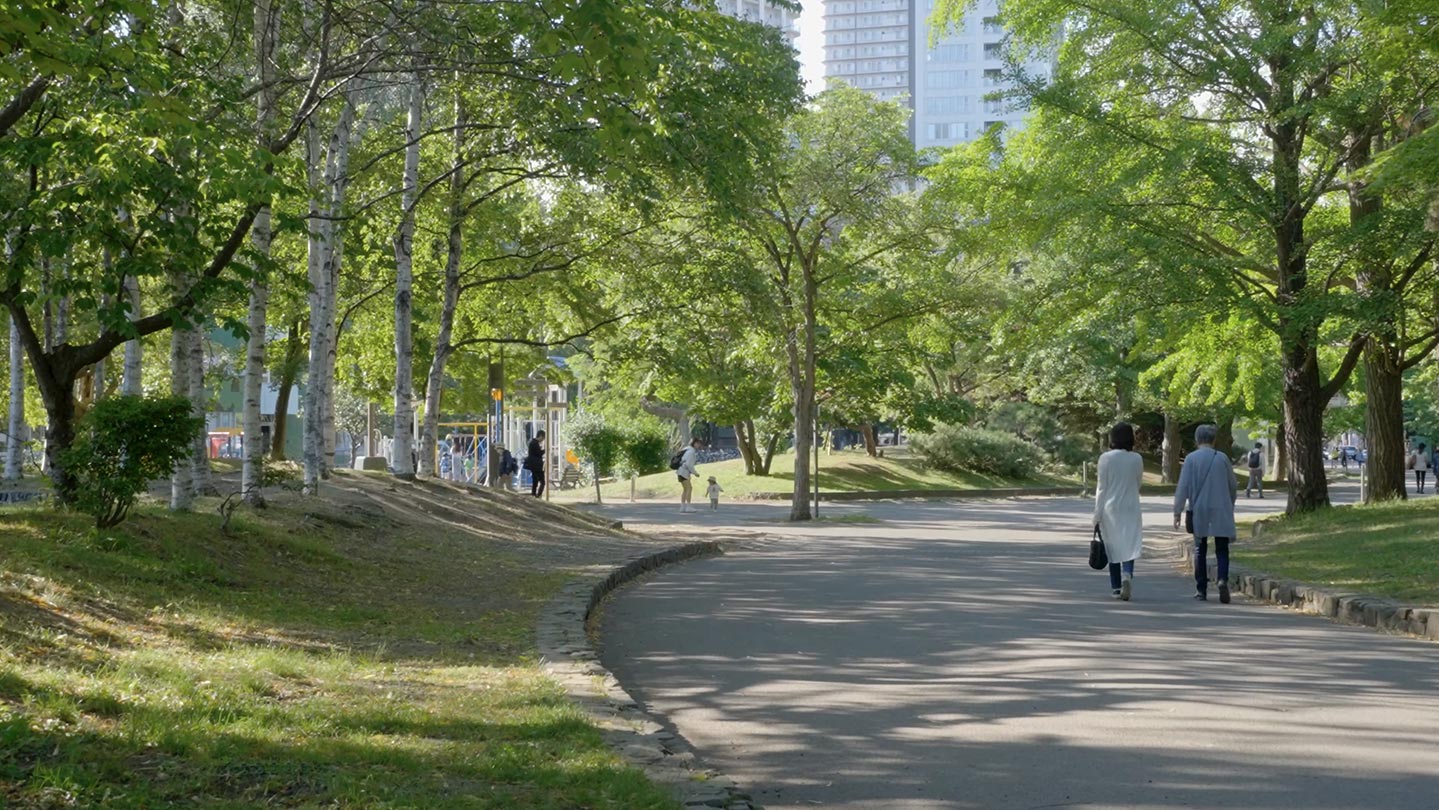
left=1195, top=424, right=1218, bottom=445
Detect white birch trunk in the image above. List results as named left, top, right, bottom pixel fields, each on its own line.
left=418, top=88, right=466, bottom=478
left=5, top=314, right=24, bottom=479
left=169, top=326, right=194, bottom=510
left=391, top=74, right=423, bottom=480
left=121, top=274, right=143, bottom=396
left=189, top=324, right=213, bottom=495
left=302, top=120, right=325, bottom=493
left=242, top=0, right=280, bottom=504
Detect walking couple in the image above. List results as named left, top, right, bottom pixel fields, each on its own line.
left=1093, top=423, right=1238, bottom=603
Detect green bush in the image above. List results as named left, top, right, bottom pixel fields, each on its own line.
left=61, top=394, right=203, bottom=527
left=911, top=424, right=1046, bottom=479
left=618, top=427, right=671, bottom=478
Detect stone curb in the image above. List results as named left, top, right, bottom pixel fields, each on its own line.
left=536, top=541, right=759, bottom=810
left=1167, top=532, right=1438, bottom=643
left=743, top=485, right=1083, bottom=502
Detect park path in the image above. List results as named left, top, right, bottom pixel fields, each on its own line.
left=593, top=490, right=1439, bottom=810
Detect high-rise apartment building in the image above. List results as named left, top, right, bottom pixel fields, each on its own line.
left=823, top=0, right=1051, bottom=147
left=714, top=0, right=802, bottom=41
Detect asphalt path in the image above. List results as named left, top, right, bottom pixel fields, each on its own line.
left=595, top=486, right=1439, bottom=810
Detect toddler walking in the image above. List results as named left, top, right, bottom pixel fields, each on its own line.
left=705, top=476, right=723, bottom=511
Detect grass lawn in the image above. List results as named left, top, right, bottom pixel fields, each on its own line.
left=1241, top=498, right=1439, bottom=606
left=1, top=472, right=680, bottom=809
left=558, top=447, right=1076, bottom=502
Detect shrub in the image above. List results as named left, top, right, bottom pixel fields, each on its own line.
left=61, top=395, right=203, bottom=527
left=911, top=424, right=1046, bottom=479
left=618, top=427, right=670, bottom=478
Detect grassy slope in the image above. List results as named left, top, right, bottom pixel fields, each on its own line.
left=558, top=447, right=1076, bottom=502
left=1, top=471, right=679, bottom=809
left=1241, top=498, right=1439, bottom=605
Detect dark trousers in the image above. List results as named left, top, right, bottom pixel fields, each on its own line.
left=1194, top=536, right=1230, bottom=592
left=1108, top=560, right=1134, bottom=591
left=1416, top=470, right=1428, bottom=492
left=530, top=467, right=546, bottom=497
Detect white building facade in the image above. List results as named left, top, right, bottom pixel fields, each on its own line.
left=714, top=0, right=802, bottom=41
left=823, top=0, right=1051, bottom=148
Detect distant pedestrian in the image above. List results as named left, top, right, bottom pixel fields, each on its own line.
left=1093, top=422, right=1143, bottom=601
left=439, top=445, right=453, bottom=479
left=1244, top=441, right=1265, bottom=499
left=1173, top=424, right=1238, bottom=603
left=676, top=438, right=702, bottom=513
left=1410, top=443, right=1430, bottom=494
left=525, top=430, right=547, bottom=497
left=497, top=445, right=518, bottom=490
left=706, top=476, right=723, bottom=511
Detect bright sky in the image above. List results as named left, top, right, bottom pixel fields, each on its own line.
left=796, top=1, right=826, bottom=95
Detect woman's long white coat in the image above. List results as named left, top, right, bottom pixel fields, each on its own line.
left=1093, top=449, right=1144, bottom=563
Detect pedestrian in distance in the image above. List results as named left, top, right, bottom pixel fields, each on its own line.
left=525, top=430, right=547, bottom=498
left=1093, top=422, right=1144, bottom=601
left=1244, top=441, right=1265, bottom=499
left=1173, top=424, right=1238, bottom=602
left=497, top=444, right=518, bottom=490
left=1409, top=442, right=1430, bottom=494
left=706, top=476, right=723, bottom=511
left=675, top=438, right=702, bottom=513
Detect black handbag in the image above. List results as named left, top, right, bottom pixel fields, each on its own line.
left=1088, top=526, right=1109, bottom=570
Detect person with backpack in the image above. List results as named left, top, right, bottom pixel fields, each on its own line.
left=1244, top=441, right=1265, bottom=499
left=497, top=445, right=518, bottom=490
left=524, top=430, right=547, bottom=497
left=672, top=438, right=703, bottom=513
left=1173, top=424, right=1238, bottom=602
left=1409, top=442, right=1430, bottom=494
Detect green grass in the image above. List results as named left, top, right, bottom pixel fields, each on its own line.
left=1, top=480, right=680, bottom=809
left=1241, top=498, right=1439, bottom=605
left=562, top=447, right=1075, bottom=502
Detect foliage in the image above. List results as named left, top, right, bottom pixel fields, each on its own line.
left=984, top=401, right=1091, bottom=467
left=618, top=425, right=671, bottom=479
left=565, top=411, right=625, bottom=502
left=59, top=395, right=202, bottom=527
left=911, top=424, right=1047, bottom=480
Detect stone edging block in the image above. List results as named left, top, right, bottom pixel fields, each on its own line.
left=536, top=541, right=760, bottom=810
left=1167, top=532, right=1437, bottom=642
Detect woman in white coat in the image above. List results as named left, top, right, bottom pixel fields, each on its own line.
left=1093, top=422, right=1144, bottom=601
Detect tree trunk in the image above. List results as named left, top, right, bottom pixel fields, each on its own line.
left=5, top=314, right=24, bottom=479
left=1348, top=125, right=1407, bottom=503
left=242, top=0, right=279, bottom=504
left=391, top=74, right=423, bottom=481
left=241, top=276, right=269, bottom=503
left=188, top=325, right=213, bottom=495
left=1160, top=411, right=1181, bottom=484
left=860, top=423, right=878, bottom=457
left=1214, top=414, right=1234, bottom=455
left=761, top=431, right=779, bottom=475
left=1271, top=419, right=1287, bottom=482
left=787, top=269, right=818, bottom=521
left=270, top=319, right=303, bottom=461
left=169, top=327, right=194, bottom=511
left=121, top=274, right=143, bottom=396
left=735, top=421, right=758, bottom=475
left=418, top=85, right=466, bottom=478
left=1363, top=337, right=1406, bottom=503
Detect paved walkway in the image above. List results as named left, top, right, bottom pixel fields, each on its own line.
left=593, top=490, right=1439, bottom=810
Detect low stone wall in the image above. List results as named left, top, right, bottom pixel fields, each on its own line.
left=1170, top=531, right=1438, bottom=642
left=536, top=541, right=759, bottom=809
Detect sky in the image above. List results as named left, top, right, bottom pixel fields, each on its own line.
left=796, top=1, right=826, bottom=95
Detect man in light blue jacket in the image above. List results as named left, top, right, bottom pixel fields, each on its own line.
left=1173, top=424, right=1238, bottom=602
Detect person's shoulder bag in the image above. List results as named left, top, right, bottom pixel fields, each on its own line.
left=1088, top=525, right=1109, bottom=570
left=1184, top=449, right=1221, bottom=535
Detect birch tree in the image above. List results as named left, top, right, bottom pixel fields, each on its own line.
left=391, top=73, right=424, bottom=481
